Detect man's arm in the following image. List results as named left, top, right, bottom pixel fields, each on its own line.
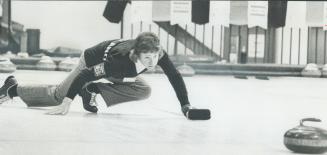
left=157, top=52, right=211, bottom=120
left=157, top=52, right=190, bottom=107
left=84, top=40, right=112, bottom=67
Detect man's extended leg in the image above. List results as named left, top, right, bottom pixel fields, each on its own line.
left=0, top=76, right=62, bottom=107
left=95, top=77, right=151, bottom=107
left=16, top=84, right=60, bottom=107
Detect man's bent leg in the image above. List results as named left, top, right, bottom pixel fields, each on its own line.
left=54, top=53, right=98, bottom=112
left=96, top=77, right=151, bottom=107
left=54, top=53, right=87, bottom=102
left=17, top=84, right=60, bottom=107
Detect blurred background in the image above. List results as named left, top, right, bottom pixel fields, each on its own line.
left=0, top=0, right=326, bottom=77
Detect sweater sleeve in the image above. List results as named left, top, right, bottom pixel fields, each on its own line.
left=157, top=52, right=190, bottom=107
left=83, top=40, right=112, bottom=67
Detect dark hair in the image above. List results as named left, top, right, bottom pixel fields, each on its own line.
left=134, top=32, right=160, bottom=55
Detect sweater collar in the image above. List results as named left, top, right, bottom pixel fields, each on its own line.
left=135, top=59, right=147, bottom=74
left=130, top=50, right=147, bottom=74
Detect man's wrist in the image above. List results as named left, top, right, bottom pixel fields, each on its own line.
left=181, top=104, right=192, bottom=116
left=63, top=97, right=73, bottom=104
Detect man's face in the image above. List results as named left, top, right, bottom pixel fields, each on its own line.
left=138, top=52, right=159, bottom=70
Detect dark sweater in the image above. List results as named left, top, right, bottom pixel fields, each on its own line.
left=66, top=41, right=190, bottom=107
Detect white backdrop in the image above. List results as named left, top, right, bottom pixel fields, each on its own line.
left=12, top=1, right=121, bottom=51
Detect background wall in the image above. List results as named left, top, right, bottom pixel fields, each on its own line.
left=12, top=1, right=121, bottom=51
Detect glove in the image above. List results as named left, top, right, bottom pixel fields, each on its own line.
left=181, top=104, right=211, bottom=120
left=46, top=97, right=73, bottom=115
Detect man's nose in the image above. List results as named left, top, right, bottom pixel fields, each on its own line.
left=148, top=59, right=153, bottom=65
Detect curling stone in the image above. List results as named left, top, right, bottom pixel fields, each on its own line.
left=36, top=56, right=56, bottom=71
left=176, top=63, right=195, bottom=77
left=17, top=52, right=29, bottom=58
left=284, top=118, right=327, bottom=154
left=2, top=51, right=16, bottom=58
left=301, top=63, right=321, bottom=78
left=58, top=57, right=78, bottom=72
left=0, top=57, right=16, bottom=73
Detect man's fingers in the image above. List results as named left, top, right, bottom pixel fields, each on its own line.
left=46, top=109, right=62, bottom=115
left=46, top=110, right=60, bottom=115
left=61, top=109, right=69, bottom=115
left=47, top=110, right=66, bottom=115
left=62, top=106, right=70, bottom=115
left=45, top=99, right=72, bottom=115
left=45, top=106, right=66, bottom=115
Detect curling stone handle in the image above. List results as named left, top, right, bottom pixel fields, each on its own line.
left=300, top=118, right=321, bottom=126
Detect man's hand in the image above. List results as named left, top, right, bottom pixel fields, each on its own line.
left=46, top=97, right=72, bottom=115
left=181, top=104, right=192, bottom=117
left=181, top=104, right=211, bottom=120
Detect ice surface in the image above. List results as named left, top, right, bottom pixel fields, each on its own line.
left=0, top=70, right=326, bottom=155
